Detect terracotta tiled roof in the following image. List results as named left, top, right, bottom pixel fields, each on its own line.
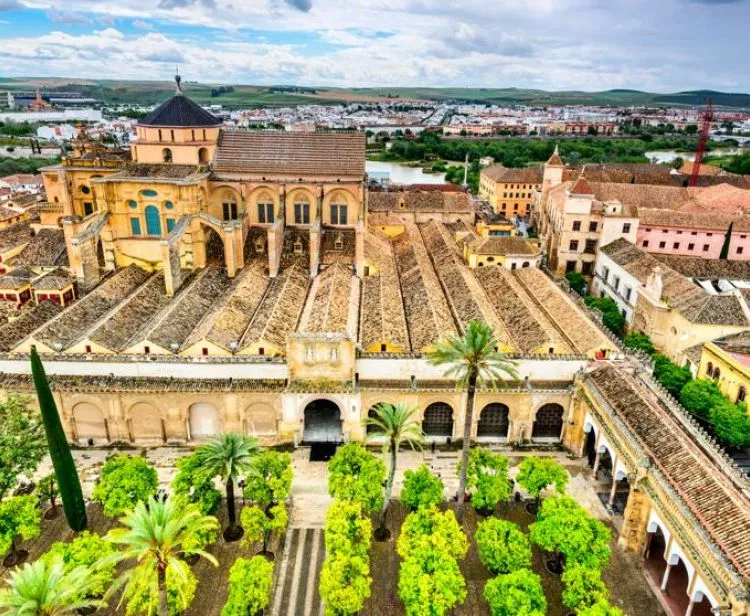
left=360, top=230, right=409, bottom=351
left=638, top=208, right=750, bottom=232
left=0, top=301, right=61, bottom=352
left=588, top=366, right=750, bottom=582
left=469, top=236, right=540, bottom=256
left=240, top=265, right=308, bottom=350
left=368, top=191, right=473, bottom=213
left=32, top=269, right=72, bottom=291
left=589, top=182, right=691, bottom=208
left=654, top=255, right=750, bottom=280
left=34, top=265, right=152, bottom=351
left=0, top=266, right=35, bottom=289
left=298, top=263, right=356, bottom=335
left=214, top=130, right=366, bottom=177
left=11, top=228, right=68, bottom=268
left=481, top=164, right=508, bottom=181
left=0, top=223, right=32, bottom=255
left=546, top=145, right=563, bottom=167
left=600, top=239, right=749, bottom=326
left=569, top=175, right=594, bottom=195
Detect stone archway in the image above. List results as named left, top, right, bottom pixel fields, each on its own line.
left=188, top=402, right=220, bottom=441
left=72, top=402, right=108, bottom=444
left=422, top=402, right=454, bottom=438
left=303, top=399, right=342, bottom=443
left=584, top=428, right=597, bottom=468
left=477, top=403, right=509, bottom=440
left=531, top=403, right=564, bottom=441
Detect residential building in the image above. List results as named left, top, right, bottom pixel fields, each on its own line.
left=463, top=236, right=542, bottom=270
left=595, top=238, right=750, bottom=360
left=695, top=332, right=750, bottom=405
left=478, top=164, right=543, bottom=219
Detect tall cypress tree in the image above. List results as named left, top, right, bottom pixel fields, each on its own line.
left=720, top=222, right=733, bottom=260
left=30, top=346, right=87, bottom=531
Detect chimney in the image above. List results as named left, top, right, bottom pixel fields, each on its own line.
left=645, top=266, right=664, bottom=302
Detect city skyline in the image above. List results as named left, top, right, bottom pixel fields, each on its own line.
left=0, top=0, right=747, bottom=92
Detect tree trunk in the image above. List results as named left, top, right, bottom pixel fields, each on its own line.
left=224, top=477, right=244, bottom=541
left=157, top=564, right=168, bottom=616
left=377, top=439, right=397, bottom=539
left=456, top=370, right=477, bottom=523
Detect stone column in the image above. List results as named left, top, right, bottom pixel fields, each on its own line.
left=661, top=564, right=672, bottom=592
left=592, top=450, right=602, bottom=478
left=617, top=484, right=650, bottom=552
left=309, top=219, right=321, bottom=277
left=607, top=476, right=619, bottom=509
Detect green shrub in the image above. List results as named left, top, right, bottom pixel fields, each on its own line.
left=92, top=455, right=158, bottom=518
left=483, top=569, right=546, bottom=616
left=221, top=556, right=274, bottom=616
left=399, top=551, right=467, bottom=616
left=123, top=565, right=197, bottom=616
left=324, top=500, right=371, bottom=558
left=476, top=519, right=531, bottom=575
left=243, top=450, right=293, bottom=507
left=583, top=296, right=625, bottom=336
left=400, top=465, right=444, bottom=510
left=397, top=507, right=467, bottom=561
left=577, top=601, right=625, bottom=616
left=566, top=272, right=586, bottom=295
left=0, top=495, right=41, bottom=558
left=319, top=552, right=371, bottom=616
left=43, top=532, right=117, bottom=600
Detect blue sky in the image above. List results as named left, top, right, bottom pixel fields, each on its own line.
left=0, top=0, right=747, bottom=91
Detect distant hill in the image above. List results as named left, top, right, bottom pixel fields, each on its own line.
left=1, top=78, right=748, bottom=109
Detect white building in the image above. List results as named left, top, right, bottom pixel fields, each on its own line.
left=592, top=238, right=644, bottom=324
left=36, top=124, right=77, bottom=142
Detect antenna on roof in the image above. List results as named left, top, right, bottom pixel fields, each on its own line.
left=175, top=67, right=183, bottom=95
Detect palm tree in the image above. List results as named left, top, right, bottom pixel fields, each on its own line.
left=366, top=402, right=423, bottom=540
left=0, top=558, right=102, bottom=616
left=106, top=495, right=218, bottom=616
left=193, top=433, right=259, bottom=541
left=426, top=320, right=518, bottom=522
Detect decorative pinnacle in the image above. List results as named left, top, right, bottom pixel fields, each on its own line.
left=175, top=67, right=182, bottom=94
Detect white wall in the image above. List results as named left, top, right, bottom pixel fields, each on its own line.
left=593, top=251, right=641, bottom=324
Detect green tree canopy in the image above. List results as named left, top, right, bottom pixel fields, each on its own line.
left=0, top=394, right=46, bottom=500
left=530, top=496, right=612, bottom=570
left=623, top=332, right=655, bottom=355
left=679, top=379, right=725, bottom=421
left=240, top=502, right=287, bottom=555
left=399, top=551, right=467, bottom=616
left=0, top=495, right=42, bottom=562
left=461, top=447, right=511, bottom=512
left=397, top=507, right=468, bottom=562
left=476, top=518, right=531, bottom=575
left=653, top=354, right=692, bottom=398
left=193, top=433, right=259, bottom=540
left=710, top=400, right=750, bottom=449
left=516, top=456, right=568, bottom=499
left=324, top=500, right=372, bottom=558
left=561, top=564, right=609, bottom=611
left=171, top=452, right=221, bottom=515
left=221, top=556, right=274, bottom=616
left=0, top=558, right=103, bottom=616
left=43, top=532, right=117, bottom=602
left=400, top=465, right=445, bottom=510
left=483, top=569, right=547, bottom=616
left=242, top=450, right=292, bottom=508
left=106, top=496, right=219, bottom=616
left=577, top=601, right=625, bottom=616
left=36, top=473, right=60, bottom=516
left=583, top=296, right=626, bottom=337
left=92, top=455, right=158, bottom=518
left=319, top=552, right=371, bottom=616
left=327, top=443, right=386, bottom=513
left=565, top=271, right=586, bottom=295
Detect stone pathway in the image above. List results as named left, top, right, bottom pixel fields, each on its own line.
left=272, top=527, right=326, bottom=616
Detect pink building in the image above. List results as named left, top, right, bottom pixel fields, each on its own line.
left=636, top=184, right=750, bottom=261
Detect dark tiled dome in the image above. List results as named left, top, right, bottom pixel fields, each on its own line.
left=139, top=78, right=221, bottom=128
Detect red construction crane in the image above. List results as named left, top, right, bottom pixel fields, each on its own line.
left=689, top=98, right=714, bottom=187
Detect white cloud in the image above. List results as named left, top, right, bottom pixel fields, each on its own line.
left=1, top=0, right=748, bottom=90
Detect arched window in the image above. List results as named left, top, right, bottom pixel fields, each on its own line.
left=144, top=206, right=162, bottom=236
left=522, top=261, right=530, bottom=268
left=713, top=366, right=721, bottom=380
left=162, top=148, right=173, bottom=163
left=294, top=197, right=311, bottom=225
left=422, top=402, right=453, bottom=437
left=738, top=386, right=746, bottom=403
left=257, top=193, right=274, bottom=224
left=198, top=147, right=210, bottom=165
left=330, top=196, right=348, bottom=225
left=707, top=362, right=713, bottom=377
left=222, top=192, right=238, bottom=221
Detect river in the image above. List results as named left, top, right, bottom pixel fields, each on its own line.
left=645, top=147, right=743, bottom=164
left=366, top=160, right=446, bottom=184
